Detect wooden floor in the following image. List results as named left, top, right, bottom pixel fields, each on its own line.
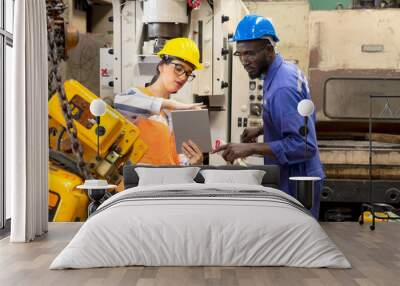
left=0, top=222, right=399, bottom=286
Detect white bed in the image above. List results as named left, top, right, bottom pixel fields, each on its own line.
left=50, top=181, right=351, bottom=269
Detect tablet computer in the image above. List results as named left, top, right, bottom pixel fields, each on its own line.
left=171, top=109, right=212, bottom=153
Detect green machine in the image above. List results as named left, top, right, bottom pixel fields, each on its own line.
left=308, top=0, right=353, bottom=10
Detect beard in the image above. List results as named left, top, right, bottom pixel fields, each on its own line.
left=246, top=58, right=272, bottom=79
left=257, top=59, right=273, bottom=79
left=248, top=70, right=260, bottom=79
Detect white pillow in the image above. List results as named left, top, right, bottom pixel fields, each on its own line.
left=135, top=167, right=200, bottom=186
left=200, top=169, right=266, bottom=185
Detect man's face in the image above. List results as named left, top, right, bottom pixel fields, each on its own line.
left=235, top=40, right=274, bottom=79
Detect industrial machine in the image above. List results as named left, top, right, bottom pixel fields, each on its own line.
left=230, top=56, right=264, bottom=165
left=52, top=0, right=400, bottom=221
left=99, top=48, right=115, bottom=99
left=230, top=0, right=400, bottom=219
left=47, top=1, right=148, bottom=222
left=111, top=0, right=248, bottom=164
left=47, top=0, right=248, bottom=221
left=307, top=6, right=400, bottom=217
left=48, top=80, right=148, bottom=221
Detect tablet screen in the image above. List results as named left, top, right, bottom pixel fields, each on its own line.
left=171, top=109, right=212, bottom=153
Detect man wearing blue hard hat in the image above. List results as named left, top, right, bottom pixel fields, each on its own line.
left=214, top=14, right=325, bottom=219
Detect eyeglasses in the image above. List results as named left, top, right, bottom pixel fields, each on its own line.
left=169, top=63, right=196, bottom=82
left=233, top=44, right=271, bottom=61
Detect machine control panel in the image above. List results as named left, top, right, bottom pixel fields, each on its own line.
left=249, top=81, right=256, bottom=91
left=247, top=79, right=263, bottom=127
left=234, top=79, right=264, bottom=128
left=232, top=55, right=265, bottom=154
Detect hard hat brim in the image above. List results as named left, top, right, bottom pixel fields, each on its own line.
left=157, top=52, right=203, bottom=70
left=230, top=35, right=280, bottom=43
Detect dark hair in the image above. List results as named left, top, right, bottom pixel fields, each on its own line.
left=145, top=55, right=196, bottom=87
left=145, top=55, right=173, bottom=87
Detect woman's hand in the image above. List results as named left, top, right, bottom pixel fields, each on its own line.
left=182, top=140, right=204, bottom=165
left=162, top=99, right=206, bottom=111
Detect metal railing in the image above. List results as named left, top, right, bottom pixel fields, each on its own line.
left=360, top=95, right=400, bottom=230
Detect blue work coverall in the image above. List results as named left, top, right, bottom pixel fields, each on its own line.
left=262, top=54, right=325, bottom=218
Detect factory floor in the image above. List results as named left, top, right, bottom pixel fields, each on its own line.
left=0, top=222, right=399, bottom=286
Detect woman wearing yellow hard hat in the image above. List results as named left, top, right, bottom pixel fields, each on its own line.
left=114, top=37, right=205, bottom=166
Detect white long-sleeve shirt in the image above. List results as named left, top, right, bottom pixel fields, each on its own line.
left=114, top=87, right=173, bottom=129
left=114, top=87, right=163, bottom=117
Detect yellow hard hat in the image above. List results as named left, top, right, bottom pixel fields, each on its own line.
left=157, top=37, right=203, bottom=70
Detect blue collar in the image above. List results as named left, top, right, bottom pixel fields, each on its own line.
left=263, top=54, right=284, bottom=92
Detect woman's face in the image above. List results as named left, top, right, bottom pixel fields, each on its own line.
left=159, top=60, right=195, bottom=94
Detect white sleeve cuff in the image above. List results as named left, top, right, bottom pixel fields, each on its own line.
left=150, top=97, right=163, bottom=114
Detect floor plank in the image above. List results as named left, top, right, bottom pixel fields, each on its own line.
left=0, top=222, right=399, bottom=286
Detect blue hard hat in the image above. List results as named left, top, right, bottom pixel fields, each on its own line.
left=232, top=14, right=279, bottom=42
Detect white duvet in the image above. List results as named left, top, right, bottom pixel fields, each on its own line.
left=50, top=183, right=351, bottom=269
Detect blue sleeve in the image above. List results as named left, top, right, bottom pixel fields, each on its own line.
left=268, top=87, right=317, bottom=166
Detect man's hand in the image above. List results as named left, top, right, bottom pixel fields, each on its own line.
left=182, top=140, right=204, bottom=165
left=241, top=126, right=263, bottom=143
left=163, top=99, right=206, bottom=111
left=212, top=143, right=255, bottom=163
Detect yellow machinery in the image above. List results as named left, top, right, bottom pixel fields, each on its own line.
left=48, top=80, right=148, bottom=222
left=360, top=211, right=400, bottom=223
left=48, top=163, right=87, bottom=221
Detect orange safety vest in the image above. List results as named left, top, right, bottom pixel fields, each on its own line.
left=135, top=87, right=180, bottom=166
